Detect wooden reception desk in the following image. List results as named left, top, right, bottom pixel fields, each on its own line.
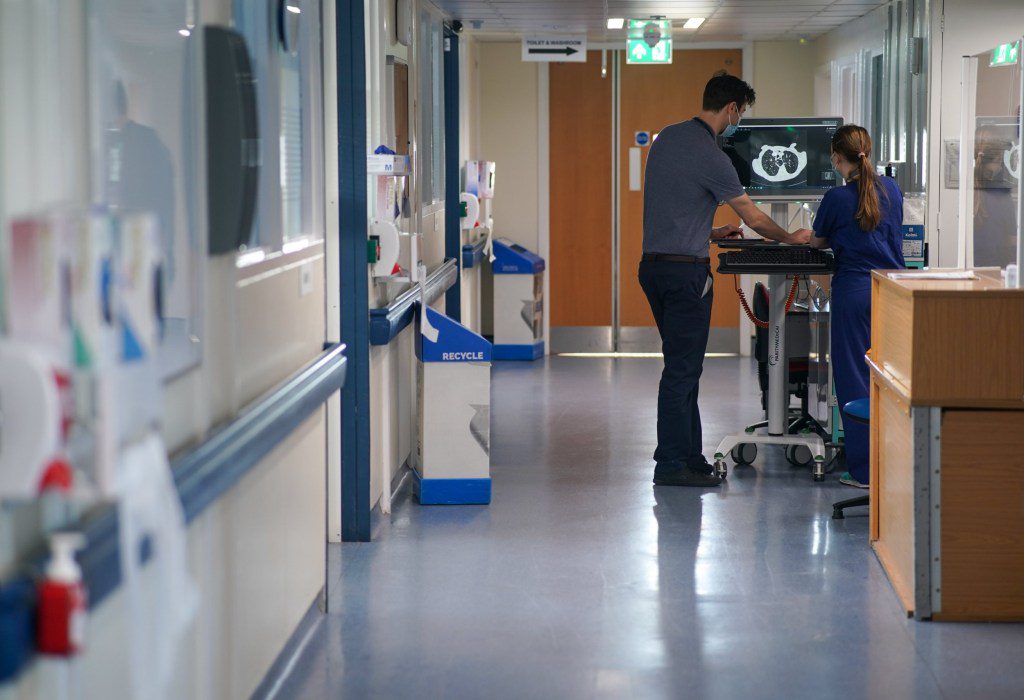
left=869, top=270, right=1024, bottom=621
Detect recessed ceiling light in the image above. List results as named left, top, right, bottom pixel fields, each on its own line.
left=683, top=17, right=705, bottom=29
left=607, top=18, right=625, bottom=30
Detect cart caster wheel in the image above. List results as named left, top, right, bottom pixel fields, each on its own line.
left=713, top=454, right=728, bottom=479
left=730, top=443, right=757, bottom=466
left=813, top=456, right=826, bottom=482
left=786, top=444, right=814, bottom=468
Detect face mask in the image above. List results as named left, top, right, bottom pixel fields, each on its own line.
left=722, top=106, right=741, bottom=138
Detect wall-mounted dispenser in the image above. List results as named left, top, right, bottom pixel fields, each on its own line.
left=463, top=160, right=496, bottom=232
left=205, top=26, right=259, bottom=255
left=0, top=341, right=64, bottom=498
left=463, top=160, right=496, bottom=201
left=277, top=0, right=302, bottom=55
left=395, top=0, right=413, bottom=46
left=368, top=153, right=410, bottom=289
left=460, top=192, right=480, bottom=231
left=369, top=221, right=401, bottom=278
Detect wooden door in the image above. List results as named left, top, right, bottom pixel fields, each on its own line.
left=549, top=51, right=613, bottom=351
left=619, top=50, right=743, bottom=352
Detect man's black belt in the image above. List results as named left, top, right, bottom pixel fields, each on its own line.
left=642, top=253, right=711, bottom=264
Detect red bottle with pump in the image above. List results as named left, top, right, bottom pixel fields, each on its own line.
left=37, top=533, right=88, bottom=655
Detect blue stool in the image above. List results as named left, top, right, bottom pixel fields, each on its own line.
left=832, top=399, right=870, bottom=520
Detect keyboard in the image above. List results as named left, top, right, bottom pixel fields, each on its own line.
left=717, top=245, right=835, bottom=274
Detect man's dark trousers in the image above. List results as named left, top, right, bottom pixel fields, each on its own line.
left=638, top=260, right=713, bottom=468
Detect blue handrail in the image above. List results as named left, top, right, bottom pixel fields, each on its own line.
left=369, top=258, right=458, bottom=346
left=0, top=343, right=347, bottom=682
left=461, top=239, right=487, bottom=269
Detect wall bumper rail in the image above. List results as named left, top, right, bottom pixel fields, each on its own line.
left=369, top=258, right=458, bottom=345
left=0, top=343, right=347, bottom=682
left=461, top=239, right=487, bottom=269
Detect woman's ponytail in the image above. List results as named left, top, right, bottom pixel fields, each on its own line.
left=855, top=151, right=883, bottom=231
left=832, top=125, right=885, bottom=232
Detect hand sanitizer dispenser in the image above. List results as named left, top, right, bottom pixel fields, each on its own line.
left=0, top=342, right=64, bottom=498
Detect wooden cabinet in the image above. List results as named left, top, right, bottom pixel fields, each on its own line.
left=869, top=270, right=1024, bottom=621
left=871, top=271, right=1024, bottom=406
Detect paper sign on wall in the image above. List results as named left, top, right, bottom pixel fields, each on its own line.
left=629, top=148, right=642, bottom=191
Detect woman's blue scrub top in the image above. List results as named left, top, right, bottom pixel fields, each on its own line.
left=813, top=176, right=905, bottom=484
left=813, top=177, right=905, bottom=288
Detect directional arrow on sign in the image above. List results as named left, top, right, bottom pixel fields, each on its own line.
left=528, top=46, right=578, bottom=56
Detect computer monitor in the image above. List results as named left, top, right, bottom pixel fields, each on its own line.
left=721, top=117, right=844, bottom=201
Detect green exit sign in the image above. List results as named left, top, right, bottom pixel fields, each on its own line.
left=991, top=42, right=1019, bottom=67
left=627, top=19, right=672, bottom=64
left=628, top=39, right=673, bottom=64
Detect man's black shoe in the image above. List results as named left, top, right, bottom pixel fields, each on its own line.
left=653, top=464, right=722, bottom=487
left=690, top=457, right=715, bottom=476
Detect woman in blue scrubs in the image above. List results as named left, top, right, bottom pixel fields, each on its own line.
left=810, top=125, right=905, bottom=488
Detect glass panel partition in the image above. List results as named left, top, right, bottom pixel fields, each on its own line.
left=87, top=0, right=204, bottom=378
left=963, top=39, right=1023, bottom=274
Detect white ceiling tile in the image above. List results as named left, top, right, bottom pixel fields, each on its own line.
left=432, top=0, right=886, bottom=41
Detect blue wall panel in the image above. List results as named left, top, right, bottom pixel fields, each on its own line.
left=336, top=0, right=371, bottom=542
left=443, top=26, right=462, bottom=321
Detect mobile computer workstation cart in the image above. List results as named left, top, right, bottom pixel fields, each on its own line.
left=712, top=117, right=844, bottom=481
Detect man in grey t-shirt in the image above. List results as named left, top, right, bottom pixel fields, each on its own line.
left=640, top=73, right=812, bottom=487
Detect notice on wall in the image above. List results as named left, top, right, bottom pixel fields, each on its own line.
left=521, top=35, right=586, bottom=63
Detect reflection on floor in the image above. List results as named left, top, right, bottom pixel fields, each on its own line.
left=276, top=356, right=1024, bottom=699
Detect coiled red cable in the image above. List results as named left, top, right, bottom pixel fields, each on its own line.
left=734, top=275, right=800, bottom=330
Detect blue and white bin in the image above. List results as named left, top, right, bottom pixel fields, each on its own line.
left=414, top=306, right=492, bottom=505
left=491, top=237, right=545, bottom=360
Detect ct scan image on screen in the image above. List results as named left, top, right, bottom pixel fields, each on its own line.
left=722, top=118, right=843, bottom=198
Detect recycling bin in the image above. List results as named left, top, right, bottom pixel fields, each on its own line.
left=414, top=305, right=492, bottom=504
left=491, top=237, right=544, bottom=360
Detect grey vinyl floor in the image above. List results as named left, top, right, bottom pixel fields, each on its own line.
left=275, top=356, right=1024, bottom=699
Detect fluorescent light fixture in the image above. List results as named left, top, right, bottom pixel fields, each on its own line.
left=178, top=28, right=191, bottom=37
left=282, top=238, right=312, bottom=255
left=236, top=249, right=267, bottom=268
left=607, top=18, right=625, bottom=30
left=683, top=17, right=705, bottom=29
left=286, top=4, right=301, bottom=13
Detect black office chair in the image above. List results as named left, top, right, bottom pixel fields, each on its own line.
left=832, top=398, right=870, bottom=519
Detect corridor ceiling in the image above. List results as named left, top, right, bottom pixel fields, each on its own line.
left=432, top=0, right=888, bottom=42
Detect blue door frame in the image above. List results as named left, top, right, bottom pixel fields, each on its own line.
left=443, top=25, right=462, bottom=321
left=336, top=0, right=371, bottom=542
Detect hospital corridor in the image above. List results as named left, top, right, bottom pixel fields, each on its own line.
left=2, top=1, right=1024, bottom=699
